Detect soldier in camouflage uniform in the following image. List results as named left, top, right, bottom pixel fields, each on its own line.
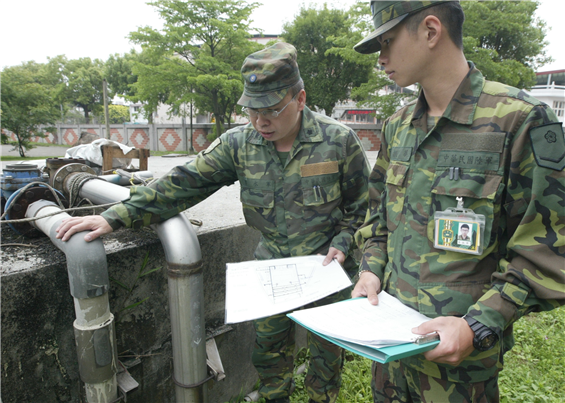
left=352, top=1, right=565, bottom=402
left=57, top=42, right=370, bottom=403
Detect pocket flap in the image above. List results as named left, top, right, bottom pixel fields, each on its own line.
left=385, top=162, right=409, bottom=186
left=432, top=171, right=502, bottom=200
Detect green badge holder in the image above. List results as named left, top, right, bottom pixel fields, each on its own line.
left=434, top=197, right=485, bottom=255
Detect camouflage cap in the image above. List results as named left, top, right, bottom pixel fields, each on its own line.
left=238, top=42, right=302, bottom=108
left=354, top=1, right=455, bottom=54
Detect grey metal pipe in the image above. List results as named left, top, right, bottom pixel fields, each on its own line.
left=26, top=200, right=118, bottom=403
left=68, top=174, right=207, bottom=402
left=99, top=170, right=154, bottom=186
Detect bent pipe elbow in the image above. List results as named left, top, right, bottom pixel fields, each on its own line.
left=27, top=200, right=109, bottom=299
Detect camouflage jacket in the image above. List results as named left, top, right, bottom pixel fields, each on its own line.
left=102, top=106, right=369, bottom=265
left=355, top=64, right=565, bottom=382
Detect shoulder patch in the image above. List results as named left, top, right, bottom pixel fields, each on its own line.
left=529, top=123, right=565, bottom=171
left=203, top=137, right=221, bottom=155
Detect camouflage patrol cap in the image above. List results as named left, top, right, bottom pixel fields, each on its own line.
left=238, top=42, right=302, bottom=108
left=354, top=1, right=456, bottom=54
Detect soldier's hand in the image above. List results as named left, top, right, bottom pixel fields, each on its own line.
left=351, top=271, right=381, bottom=305
left=56, top=215, right=113, bottom=242
left=322, top=247, right=345, bottom=266
left=412, top=316, right=474, bottom=366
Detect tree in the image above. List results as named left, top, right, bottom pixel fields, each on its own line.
left=281, top=3, right=375, bottom=116
left=107, top=104, right=130, bottom=124
left=128, top=0, right=262, bottom=137
left=320, top=1, right=412, bottom=120
left=462, top=0, right=551, bottom=89
left=105, top=49, right=144, bottom=98
left=1, top=63, right=60, bottom=157
left=64, top=57, right=105, bottom=123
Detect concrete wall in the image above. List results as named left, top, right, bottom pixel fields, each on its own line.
left=2, top=122, right=382, bottom=153
left=0, top=218, right=280, bottom=402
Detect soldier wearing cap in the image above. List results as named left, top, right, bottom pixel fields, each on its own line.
left=352, top=1, right=565, bottom=402
left=57, top=42, right=370, bottom=403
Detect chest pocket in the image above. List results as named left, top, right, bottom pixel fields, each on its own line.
left=302, top=173, right=341, bottom=206
left=240, top=177, right=276, bottom=233
left=384, top=162, right=409, bottom=232
left=427, top=169, right=504, bottom=251
left=301, top=172, right=342, bottom=234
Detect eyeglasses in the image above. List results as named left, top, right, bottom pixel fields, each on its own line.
left=242, top=93, right=298, bottom=119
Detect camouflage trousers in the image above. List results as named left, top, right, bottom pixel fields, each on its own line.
left=371, top=360, right=500, bottom=403
left=252, top=287, right=351, bottom=403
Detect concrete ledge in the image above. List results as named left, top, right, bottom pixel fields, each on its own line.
left=1, top=219, right=265, bottom=402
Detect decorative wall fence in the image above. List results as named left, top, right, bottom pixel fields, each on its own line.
left=3, top=122, right=382, bottom=153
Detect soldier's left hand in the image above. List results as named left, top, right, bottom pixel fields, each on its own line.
left=322, top=247, right=345, bottom=266
left=411, top=316, right=475, bottom=366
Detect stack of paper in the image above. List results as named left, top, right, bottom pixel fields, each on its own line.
left=288, top=292, right=440, bottom=363
left=225, top=255, right=352, bottom=324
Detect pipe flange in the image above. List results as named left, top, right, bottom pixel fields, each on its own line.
left=45, top=158, right=87, bottom=178
left=50, top=163, right=97, bottom=193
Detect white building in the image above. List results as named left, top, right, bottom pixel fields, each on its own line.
left=526, top=69, right=565, bottom=127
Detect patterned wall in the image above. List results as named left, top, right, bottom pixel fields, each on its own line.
left=3, top=125, right=381, bottom=152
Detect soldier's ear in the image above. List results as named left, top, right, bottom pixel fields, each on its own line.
left=423, top=15, right=441, bottom=49
left=296, top=89, right=306, bottom=111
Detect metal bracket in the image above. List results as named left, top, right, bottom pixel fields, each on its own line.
left=206, top=338, right=225, bottom=381
left=115, top=361, right=139, bottom=402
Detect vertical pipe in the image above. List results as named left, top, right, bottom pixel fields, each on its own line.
left=27, top=200, right=118, bottom=403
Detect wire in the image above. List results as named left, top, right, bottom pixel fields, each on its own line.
left=1, top=176, right=119, bottom=225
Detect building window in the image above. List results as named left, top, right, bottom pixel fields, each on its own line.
left=553, top=101, right=564, bottom=117
left=357, top=114, right=368, bottom=123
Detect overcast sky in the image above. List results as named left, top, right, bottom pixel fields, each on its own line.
left=1, top=0, right=563, bottom=72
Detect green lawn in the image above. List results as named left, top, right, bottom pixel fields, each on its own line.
left=231, top=307, right=565, bottom=402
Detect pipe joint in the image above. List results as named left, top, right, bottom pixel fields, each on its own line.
left=74, top=315, right=118, bottom=384
left=167, top=261, right=203, bottom=278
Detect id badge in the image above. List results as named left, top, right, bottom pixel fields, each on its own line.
left=434, top=197, right=485, bottom=255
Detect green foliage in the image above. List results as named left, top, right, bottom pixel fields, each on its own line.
left=462, top=0, right=550, bottom=89
left=351, top=72, right=415, bottom=121
left=499, top=308, right=565, bottom=402
left=281, top=2, right=375, bottom=116
left=64, top=57, right=105, bottom=123
left=107, top=104, right=130, bottom=124
left=128, top=0, right=262, bottom=134
left=322, top=1, right=410, bottom=120
left=1, top=62, right=60, bottom=157
left=105, top=49, right=144, bottom=98
left=110, top=250, right=161, bottom=318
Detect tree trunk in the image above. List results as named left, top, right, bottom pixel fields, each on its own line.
left=17, top=138, right=26, bottom=158
left=215, top=116, right=222, bottom=140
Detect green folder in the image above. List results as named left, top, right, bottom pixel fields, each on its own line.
left=287, top=296, right=441, bottom=363
left=291, top=320, right=439, bottom=363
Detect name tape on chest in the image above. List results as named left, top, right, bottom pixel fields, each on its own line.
left=300, top=161, right=339, bottom=177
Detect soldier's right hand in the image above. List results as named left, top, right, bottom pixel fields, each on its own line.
left=352, top=271, right=381, bottom=305
left=56, top=215, right=113, bottom=242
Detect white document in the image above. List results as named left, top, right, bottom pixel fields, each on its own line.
left=288, top=292, right=433, bottom=347
left=225, top=255, right=352, bottom=324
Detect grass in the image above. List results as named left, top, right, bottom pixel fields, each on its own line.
left=230, top=308, right=565, bottom=402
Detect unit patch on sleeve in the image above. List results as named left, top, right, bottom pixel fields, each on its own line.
left=529, top=123, right=565, bottom=171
